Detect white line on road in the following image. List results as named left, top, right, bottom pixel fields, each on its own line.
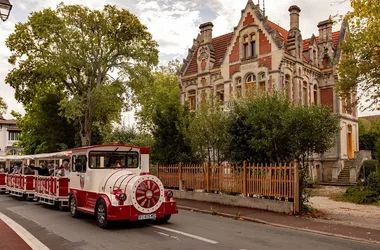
left=151, top=225, right=219, bottom=244
left=0, top=212, right=50, bottom=250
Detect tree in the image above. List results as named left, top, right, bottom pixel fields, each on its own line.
left=187, top=95, right=229, bottom=164
left=11, top=87, right=78, bottom=154
left=128, top=60, right=182, bottom=130
left=0, top=96, right=7, bottom=119
left=150, top=102, right=196, bottom=165
left=285, top=105, right=341, bottom=164
left=103, top=125, right=154, bottom=147
left=6, top=3, right=159, bottom=146
left=228, top=91, right=294, bottom=164
left=337, top=0, right=380, bottom=111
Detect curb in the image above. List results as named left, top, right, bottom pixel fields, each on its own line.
left=177, top=205, right=380, bottom=246
left=0, top=212, right=50, bottom=250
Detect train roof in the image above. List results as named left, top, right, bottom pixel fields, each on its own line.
left=69, top=144, right=148, bottom=152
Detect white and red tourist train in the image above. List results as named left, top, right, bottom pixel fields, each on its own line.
left=0, top=144, right=178, bottom=228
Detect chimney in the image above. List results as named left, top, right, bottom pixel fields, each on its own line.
left=199, top=22, right=213, bottom=44
left=288, top=5, right=301, bottom=30
left=317, top=19, right=333, bottom=43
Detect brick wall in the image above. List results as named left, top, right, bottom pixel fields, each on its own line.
left=230, top=64, right=241, bottom=78
left=259, top=56, right=272, bottom=69
left=243, top=12, right=254, bottom=26
left=259, top=31, right=271, bottom=55
left=229, top=38, right=240, bottom=63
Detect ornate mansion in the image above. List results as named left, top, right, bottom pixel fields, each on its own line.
left=178, top=1, right=361, bottom=183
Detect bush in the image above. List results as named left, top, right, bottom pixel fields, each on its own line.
left=367, top=172, right=380, bottom=193
left=343, top=186, right=379, bottom=204
left=363, top=160, right=377, bottom=178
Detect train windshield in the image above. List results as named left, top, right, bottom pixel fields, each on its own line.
left=89, top=151, right=139, bottom=169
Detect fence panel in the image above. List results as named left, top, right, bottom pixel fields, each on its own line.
left=151, top=162, right=298, bottom=200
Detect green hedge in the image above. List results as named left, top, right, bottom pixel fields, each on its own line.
left=343, top=186, right=379, bottom=204
left=363, top=160, right=378, bottom=178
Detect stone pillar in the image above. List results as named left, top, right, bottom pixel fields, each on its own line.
left=289, top=5, right=301, bottom=30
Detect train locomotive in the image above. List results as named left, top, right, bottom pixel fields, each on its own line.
left=0, top=144, right=178, bottom=229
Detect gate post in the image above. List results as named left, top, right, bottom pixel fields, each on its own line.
left=243, top=160, right=247, bottom=197
left=179, top=162, right=183, bottom=191
left=294, top=160, right=300, bottom=214
left=206, top=162, right=210, bottom=193
left=156, top=162, right=160, bottom=179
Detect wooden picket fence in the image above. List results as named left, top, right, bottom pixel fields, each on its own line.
left=150, top=161, right=300, bottom=212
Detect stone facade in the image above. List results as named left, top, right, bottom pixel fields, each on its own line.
left=178, top=0, right=359, bottom=183
left=0, top=119, right=22, bottom=156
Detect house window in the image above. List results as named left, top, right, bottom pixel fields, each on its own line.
left=259, top=72, right=266, bottom=91
left=285, top=75, right=291, bottom=98
left=243, top=36, right=249, bottom=58
left=8, top=131, right=20, bottom=141
left=246, top=74, right=256, bottom=95
left=188, top=90, right=196, bottom=111
left=313, top=85, right=318, bottom=104
left=303, top=81, right=308, bottom=105
left=250, top=33, right=256, bottom=57
left=313, top=49, right=317, bottom=65
left=236, top=78, right=242, bottom=98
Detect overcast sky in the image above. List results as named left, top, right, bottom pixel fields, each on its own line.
left=0, top=0, right=378, bottom=124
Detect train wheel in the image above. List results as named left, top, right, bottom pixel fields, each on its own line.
left=70, top=195, right=80, bottom=218
left=154, top=215, right=171, bottom=224
left=95, top=199, right=109, bottom=229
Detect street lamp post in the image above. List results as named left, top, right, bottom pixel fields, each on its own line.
left=0, top=0, right=12, bottom=22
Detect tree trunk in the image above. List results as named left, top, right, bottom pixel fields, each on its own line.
left=80, top=88, right=94, bottom=146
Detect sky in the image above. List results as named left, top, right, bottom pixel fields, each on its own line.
left=0, top=0, right=378, bottom=125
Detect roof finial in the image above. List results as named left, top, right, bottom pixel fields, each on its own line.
left=263, top=0, right=266, bottom=17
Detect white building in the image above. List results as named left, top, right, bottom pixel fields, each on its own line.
left=0, top=119, right=22, bottom=156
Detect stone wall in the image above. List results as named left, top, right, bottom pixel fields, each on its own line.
left=172, top=190, right=294, bottom=214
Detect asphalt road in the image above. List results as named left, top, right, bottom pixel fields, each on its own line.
left=0, top=194, right=377, bottom=250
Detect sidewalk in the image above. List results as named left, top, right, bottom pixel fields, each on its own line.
left=176, top=198, right=380, bottom=245
left=0, top=218, right=32, bottom=250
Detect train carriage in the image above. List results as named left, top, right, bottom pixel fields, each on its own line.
left=69, top=144, right=178, bottom=228
left=33, top=151, right=71, bottom=210
left=4, top=154, right=35, bottom=199
left=0, top=156, right=7, bottom=193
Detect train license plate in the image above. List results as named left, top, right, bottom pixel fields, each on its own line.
left=138, top=214, right=156, bottom=220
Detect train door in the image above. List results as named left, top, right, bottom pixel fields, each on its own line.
left=70, top=154, right=88, bottom=207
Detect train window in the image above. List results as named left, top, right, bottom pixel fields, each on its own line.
left=88, top=151, right=139, bottom=169
left=72, top=155, right=87, bottom=173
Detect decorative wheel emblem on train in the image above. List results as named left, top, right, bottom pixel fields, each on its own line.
left=135, top=180, right=160, bottom=208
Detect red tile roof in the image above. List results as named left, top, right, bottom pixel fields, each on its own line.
left=303, top=31, right=340, bottom=51
left=183, top=21, right=342, bottom=76
left=268, top=21, right=288, bottom=42
left=184, top=33, right=233, bottom=76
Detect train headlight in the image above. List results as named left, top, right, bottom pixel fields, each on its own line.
left=166, top=190, right=173, bottom=198
left=118, top=193, right=127, bottom=202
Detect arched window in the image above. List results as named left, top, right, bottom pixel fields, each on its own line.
left=259, top=72, right=266, bottom=91
left=313, top=84, right=318, bottom=104
left=246, top=74, right=256, bottom=95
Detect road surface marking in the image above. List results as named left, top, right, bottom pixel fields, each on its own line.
left=152, top=225, right=218, bottom=244
left=0, top=212, right=50, bottom=250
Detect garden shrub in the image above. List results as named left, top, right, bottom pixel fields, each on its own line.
left=343, top=186, right=379, bottom=204
left=367, top=172, right=380, bottom=193
left=363, top=160, right=377, bottom=178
